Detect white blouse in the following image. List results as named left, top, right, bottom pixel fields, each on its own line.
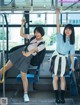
left=27, top=35, right=45, bottom=55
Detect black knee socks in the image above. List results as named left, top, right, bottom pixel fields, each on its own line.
left=60, top=90, right=65, bottom=100
left=54, top=90, right=60, bottom=103
left=54, top=90, right=65, bottom=103
left=60, top=90, right=65, bottom=103
left=54, top=90, right=59, bottom=100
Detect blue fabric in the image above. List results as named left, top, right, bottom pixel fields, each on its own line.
left=0, top=74, right=2, bottom=80
left=17, top=74, right=34, bottom=78
left=69, top=71, right=78, bottom=96
left=17, top=74, right=38, bottom=83
left=56, top=33, right=75, bottom=55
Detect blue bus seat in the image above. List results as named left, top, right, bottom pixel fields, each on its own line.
left=16, top=65, right=40, bottom=83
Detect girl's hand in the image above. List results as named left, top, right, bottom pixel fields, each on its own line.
left=22, top=51, right=31, bottom=57
left=71, top=67, right=75, bottom=72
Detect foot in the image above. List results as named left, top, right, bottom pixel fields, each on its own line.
left=24, top=93, right=30, bottom=102
left=60, top=99, right=65, bottom=104
left=55, top=99, right=60, bottom=104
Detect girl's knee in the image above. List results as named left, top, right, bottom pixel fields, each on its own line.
left=54, top=75, right=58, bottom=81
left=60, top=76, right=65, bottom=81
left=21, top=72, right=27, bottom=80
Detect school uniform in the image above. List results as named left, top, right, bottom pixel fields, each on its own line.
left=50, top=33, right=75, bottom=77
left=9, top=35, right=45, bottom=73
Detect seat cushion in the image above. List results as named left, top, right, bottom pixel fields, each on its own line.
left=17, top=73, right=38, bottom=83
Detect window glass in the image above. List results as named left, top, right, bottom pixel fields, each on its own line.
left=62, top=13, right=80, bottom=25
left=0, top=11, right=23, bottom=25
left=7, top=14, right=23, bottom=24
left=46, top=13, right=56, bottom=24
left=0, top=28, right=7, bottom=50
left=68, top=14, right=80, bottom=24
left=8, top=27, right=24, bottom=49
left=74, top=27, right=80, bottom=50
left=62, top=14, right=66, bottom=24
left=30, top=13, right=45, bottom=24
left=29, top=12, right=56, bottom=24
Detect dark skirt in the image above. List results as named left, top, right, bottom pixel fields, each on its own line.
left=49, top=55, right=69, bottom=75
left=9, top=46, right=32, bottom=73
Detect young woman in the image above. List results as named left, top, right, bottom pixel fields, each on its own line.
left=0, top=18, right=45, bottom=102
left=50, top=9, right=75, bottom=104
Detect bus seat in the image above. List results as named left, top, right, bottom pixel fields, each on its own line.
left=16, top=65, right=40, bottom=83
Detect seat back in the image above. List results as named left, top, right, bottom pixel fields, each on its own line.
left=8, top=44, right=26, bottom=53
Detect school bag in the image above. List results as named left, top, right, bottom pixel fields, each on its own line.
left=29, top=36, right=46, bottom=66
left=24, top=36, right=46, bottom=66
left=30, top=42, right=46, bottom=66
left=69, top=71, right=78, bottom=96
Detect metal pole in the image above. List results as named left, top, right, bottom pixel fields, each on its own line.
left=0, top=14, right=6, bottom=97
left=2, top=14, right=6, bottom=97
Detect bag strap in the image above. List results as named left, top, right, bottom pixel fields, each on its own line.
left=25, top=36, right=45, bottom=51
left=37, top=41, right=45, bottom=47
left=29, top=36, right=36, bottom=42
left=29, top=36, right=45, bottom=47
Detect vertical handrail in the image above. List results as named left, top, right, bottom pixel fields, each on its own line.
left=0, top=14, right=6, bottom=97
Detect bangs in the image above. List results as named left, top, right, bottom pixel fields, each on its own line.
left=65, top=24, right=73, bottom=30
left=63, top=24, right=75, bottom=44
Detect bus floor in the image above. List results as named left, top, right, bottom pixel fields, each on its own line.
left=0, top=90, right=80, bottom=105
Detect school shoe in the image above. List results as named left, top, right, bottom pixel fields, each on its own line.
left=60, top=90, right=65, bottom=104
left=55, top=99, right=60, bottom=104
left=24, top=93, right=30, bottom=102
left=60, top=99, right=65, bottom=104
left=54, top=90, right=60, bottom=104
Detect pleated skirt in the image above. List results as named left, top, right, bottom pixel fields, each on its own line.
left=9, top=46, right=32, bottom=73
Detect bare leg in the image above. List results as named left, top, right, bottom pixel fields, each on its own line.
left=21, top=72, right=29, bottom=102
left=0, top=60, right=13, bottom=75
left=21, top=72, right=28, bottom=94
left=60, top=76, right=66, bottom=90
left=53, top=75, right=58, bottom=90
left=60, top=76, right=66, bottom=103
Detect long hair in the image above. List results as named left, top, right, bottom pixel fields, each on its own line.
left=63, top=24, right=75, bottom=45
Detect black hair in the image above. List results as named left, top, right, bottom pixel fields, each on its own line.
left=34, top=26, right=45, bottom=36
left=63, top=24, right=75, bottom=45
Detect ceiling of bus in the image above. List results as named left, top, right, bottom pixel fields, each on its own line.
left=0, top=0, right=80, bottom=12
